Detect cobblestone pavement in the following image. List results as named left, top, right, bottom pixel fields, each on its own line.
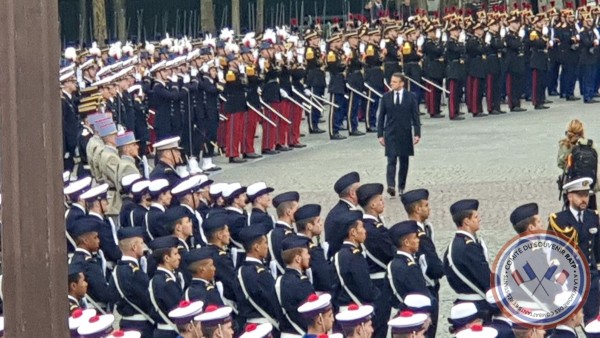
left=209, top=97, right=598, bottom=336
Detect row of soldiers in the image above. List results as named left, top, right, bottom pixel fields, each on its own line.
left=61, top=123, right=600, bottom=338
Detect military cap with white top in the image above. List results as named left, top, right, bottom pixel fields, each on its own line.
left=68, top=309, right=97, bottom=335
left=148, top=179, right=170, bottom=197
left=153, top=136, right=183, bottom=151
left=239, top=323, right=273, bottom=338
left=64, top=176, right=93, bottom=199
left=222, top=183, right=246, bottom=201
left=77, top=314, right=115, bottom=337
left=404, top=293, right=433, bottom=314
left=298, top=293, right=333, bottom=318
left=168, top=300, right=205, bottom=325
left=209, top=183, right=228, bottom=197
left=79, top=183, right=109, bottom=202
left=131, top=179, right=152, bottom=195
left=563, top=177, right=593, bottom=193
left=171, top=175, right=204, bottom=199
left=455, top=324, right=498, bottom=338
left=60, top=71, right=76, bottom=83
left=387, top=310, right=428, bottom=334
left=194, top=305, right=233, bottom=326
left=121, top=173, right=142, bottom=193
left=149, top=60, right=167, bottom=73
left=247, top=182, right=274, bottom=201
left=449, top=302, right=481, bottom=330
left=105, top=330, right=141, bottom=338
left=584, top=315, right=600, bottom=337
left=335, top=304, right=374, bottom=328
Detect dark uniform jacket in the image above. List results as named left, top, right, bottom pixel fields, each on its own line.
left=184, top=278, right=224, bottom=308
left=580, top=27, right=598, bottom=65
left=333, top=242, right=380, bottom=306
left=443, top=231, right=491, bottom=296
left=505, top=30, right=526, bottom=74
left=108, top=256, right=152, bottom=319
left=486, top=32, right=504, bottom=75
left=205, top=243, right=236, bottom=302
left=387, top=250, right=431, bottom=309
left=148, top=80, right=184, bottom=139
left=149, top=267, right=183, bottom=328
left=305, top=47, right=327, bottom=89
left=296, top=234, right=335, bottom=293
left=529, top=29, right=550, bottom=70
left=149, top=160, right=181, bottom=187
left=278, top=268, right=315, bottom=334
left=362, top=215, right=395, bottom=275
left=466, top=36, right=487, bottom=78
left=422, top=38, right=445, bottom=80
left=62, top=91, right=79, bottom=158
left=70, top=248, right=112, bottom=305
left=119, top=196, right=136, bottom=228
left=223, top=68, right=247, bottom=113
left=445, top=37, right=466, bottom=80
left=234, top=257, right=283, bottom=324
left=326, top=48, right=347, bottom=95
left=324, top=200, right=355, bottom=259
left=364, top=43, right=385, bottom=91
left=268, top=222, right=294, bottom=276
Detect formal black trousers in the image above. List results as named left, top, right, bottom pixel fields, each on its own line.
left=386, top=155, right=410, bottom=190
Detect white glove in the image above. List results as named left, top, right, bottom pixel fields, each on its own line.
left=379, top=40, right=386, bottom=50
left=359, top=43, right=366, bottom=54
left=143, top=69, right=150, bottom=77
left=297, top=47, right=305, bottom=56
left=134, top=73, right=142, bottom=81
left=518, top=28, right=525, bottom=38
left=78, top=81, right=86, bottom=89
left=252, top=50, right=259, bottom=60
left=218, top=70, right=224, bottom=82
left=485, top=33, right=492, bottom=44
left=275, top=52, right=283, bottom=61
left=576, top=34, right=581, bottom=41
left=170, top=74, right=178, bottom=83
left=201, top=63, right=209, bottom=74
left=257, top=87, right=263, bottom=95
left=183, top=74, right=191, bottom=84
left=286, top=50, right=294, bottom=60
left=319, top=41, right=326, bottom=54
left=297, top=54, right=304, bottom=63
left=190, top=68, right=198, bottom=77
left=396, top=36, right=404, bottom=46
left=417, top=36, right=424, bottom=48
left=303, top=89, right=311, bottom=97
left=442, top=33, right=448, bottom=42
left=259, top=58, right=266, bottom=70
left=436, top=29, right=441, bottom=39
left=459, top=31, right=466, bottom=43
left=595, top=39, right=600, bottom=47
left=279, top=89, right=289, bottom=98
left=343, top=46, right=352, bottom=57
left=500, top=27, right=507, bottom=38
left=239, top=64, right=246, bottom=74
left=548, top=40, right=554, bottom=47
left=542, top=26, right=549, bottom=36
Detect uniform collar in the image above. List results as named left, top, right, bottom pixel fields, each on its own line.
left=72, top=203, right=86, bottom=212
left=363, top=214, right=378, bottom=221
left=62, top=90, right=73, bottom=100
left=276, top=220, right=293, bottom=229
left=157, top=267, right=176, bottom=280
left=88, top=211, right=104, bottom=220
left=245, top=257, right=263, bottom=264
left=396, top=250, right=414, bottom=261
left=181, top=204, right=196, bottom=214
left=569, top=206, right=583, bottom=222
left=151, top=202, right=166, bottom=212
left=192, top=277, right=210, bottom=284
left=225, top=206, right=244, bottom=214
left=68, top=295, right=80, bottom=303
left=555, top=325, right=576, bottom=334
left=121, top=255, right=139, bottom=264
left=343, top=241, right=358, bottom=248
left=75, top=248, right=92, bottom=256
left=456, top=230, right=476, bottom=242
left=340, top=199, right=357, bottom=209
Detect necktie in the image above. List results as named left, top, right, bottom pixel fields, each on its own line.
left=396, top=92, right=400, bottom=105
left=578, top=211, right=583, bottom=223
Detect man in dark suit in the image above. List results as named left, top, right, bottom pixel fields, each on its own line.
left=377, top=73, right=421, bottom=197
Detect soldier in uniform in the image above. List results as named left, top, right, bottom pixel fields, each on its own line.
left=268, top=191, right=300, bottom=277
left=149, top=136, right=184, bottom=186
left=145, top=178, right=172, bottom=241
left=288, top=44, right=308, bottom=148
left=68, top=263, right=88, bottom=314
left=332, top=210, right=381, bottom=311
left=65, top=176, right=93, bottom=253
left=443, top=199, right=491, bottom=321
left=335, top=304, right=375, bottom=338
left=116, top=131, right=141, bottom=182
left=324, top=171, right=361, bottom=259
left=579, top=13, right=599, bottom=104
left=223, top=50, right=249, bottom=163
left=363, top=27, right=386, bottom=130
left=401, top=189, right=443, bottom=338
left=68, top=217, right=112, bottom=313
left=276, top=236, right=316, bottom=337
left=247, top=182, right=276, bottom=233
left=304, top=29, right=327, bottom=134
left=148, top=236, right=183, bottom=338
left=109, top=227, right=154, bottom=337
left=445, top=24, right=467, bottom=120
left=128, top=179, right=152, bottom=228
left=147, top=61, right=185, bottom=141
left=549, top=177, right=600, bottom=323
left=220, top=183, right=249, bottom=267
left=326, top=32, right=348, bottom=140
left=382, top=24, right=402, bottom=84
left=529, top=14, right=551, bottom=109
left=240, top=43, right=264, bottom=160
left=118, top=173, right=143, bottom=228
left=484, top=19, right=507, bottom=115
left=60, top=70, right=80, bottom=172
left=422, top=23, right=446, bottom=118
left=197, top=59, right=222, bottom=171
left=345, top=29, right=366, bottom=137
left=259, top=41, right=285, bottom=155
left=558, top=6, right=580, bottom=101
left=183, top=247, right=224, bottom=308
left=170, top=175, right=212, bottom=248
left=401, top=27, right=424, bottom=113
left=356, top=183, right=394, bottom=338
left=234, top=226, right=282, bottom=331
left=466, top=22, right=487, bottom=116
left=505, top=15, right=528, bottom=112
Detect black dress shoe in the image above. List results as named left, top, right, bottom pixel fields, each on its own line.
left=330, top=133, right=347, bottom=140
left=419, top=112, right=426, bottom=116
left=290, top=143, right=307, bottom=148
left=430, top=114, right=445, bottom=118
left=534, top=105, right=550, bottom=110
left=366, top=127, right=378, bottom=133
left=205, top=166, right=222, bottom=171
left=544, top=100, right=553, bottom=104
left=387, top=187, right=396, bottom=197
left=309, top=128, right=326, bottom=134
left=566, top=96, right=580, bottom=101
left=300, top=133, right=306, bottom=137
left=319, top=118, right=326, bottom=123
left=339, top=126, right=348, bottom=131
left=458, top=112, right=466, bottom=116
left=473, top=113, right=488, bottom=117
left=584, top=99, right=600, bottom=103
left=275, top=145, right=292, bottom=151
left=511, top=107, right=527, bottom=112
left=489, top=110, right=503, bottom=115
left=349, top=130, right=365, bottom=136
left=549, top=91, right=559, bottom=96
left=262, top=149, right=280, bottom=155
left=243, top=153, right=263, bottom=159
left=450, top=116, right=465, bottom=120
left=229, top=157, right=247, bottom=163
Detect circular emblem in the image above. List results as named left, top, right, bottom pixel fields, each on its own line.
left=491, top=231, right=590, bottom=328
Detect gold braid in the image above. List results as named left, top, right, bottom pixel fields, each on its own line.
left=548, top=213, right=578, bottom=246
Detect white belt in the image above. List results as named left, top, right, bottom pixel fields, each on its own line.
left=157, top=324, right=176, bottom=331
left=457, top=293, right=485, bottom=301
left=369, top=272, right=386, bottom=279
left=247, top=318, right=270, bottom=324
left=281, top=333, right=303, bottom=338
left=121, top=314, right=147, bottom=322
left=83, top=165, right=91, bottom=170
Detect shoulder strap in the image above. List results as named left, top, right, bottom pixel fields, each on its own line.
left=363, top=244, right=387, bottom=269
left=236, top=267, right=280, bottom=329
left=446, top=241, right=486, bottom=298
left=84, top=295, right=107, bottom=315
left=386, top=262, right=404, bottom=304
left=267, top=230, right=285, bottom=275
left=112, top=266, right=155, bottom=324
left=333, top=252, right=364, bottom=306
left=145, top=213, right=154, bottom=241
left=148, top=279, right=179, bottom=332
left=275, top=276, right=306, bottom=335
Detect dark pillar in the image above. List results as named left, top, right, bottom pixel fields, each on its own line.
left=0, top=0, right=69, bottom=337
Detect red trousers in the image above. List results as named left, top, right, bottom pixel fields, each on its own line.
left=288, top=100, right=303, bottom=145
left=243, top=110, right=259, bottom=154
left=225, top=112, right=245, bottom=158
left=277, top=100, right=291, bottom=146
left=261, top=102, right=282, bottom=151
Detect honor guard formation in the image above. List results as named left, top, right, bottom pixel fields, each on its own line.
left=32, top=3, right=600, bottom=338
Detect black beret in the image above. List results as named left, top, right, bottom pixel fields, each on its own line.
left=449, top=199, right=479, bottom=216
left=148, top=236, right=180, bottom=250
left=356, top=183, right=384, bottom=207
left=510, top=203, right=539, bottom=226
left=203, top=214, right=229, bottom=234
left=68, top=262, right=85, bottom=277
left=334, top=172, right=360, bottom=195
left=71, top=216, right=101, bottom=238
left=239, top=225, right=269, bottom=247
left=400, top=189, right=429, bottom=206
left=282, top=235, right=310, bottom=251
left=184, top=247, right=214, bottom=264
left=117, top=226, right=146, bottom=240
left=389, top=220, right=420, bottom=245
left=339, top=210, right=364, bottom=235
left=272, top=191, right=300, bottom=208
left=163, top=207, right=190, bottom=225
left=294, top=204, right=322, bottom=222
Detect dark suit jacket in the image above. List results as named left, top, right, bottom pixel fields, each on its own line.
left=377, top=90, right=421, bottom=157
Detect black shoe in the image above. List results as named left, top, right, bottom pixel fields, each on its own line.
left=349, top=130, right=365, bottom=136
left=276, top=145, right=292, bottom=151
left=262, top=149, right=280, bottom=155
left=290, top=143, right=307, bottom=148
left=450, top=116, right=465, bottom=120
left=229, top=157, right=247, bottom=163
left=584, top=99, right=600, bottom=104
left=489, top=110, right=503, bottom=115
left=473, top=113, right=488, bottom=117
left=309, top=128, right=326, bottom=134
left=330, top=133, right=347, bottom=140
left=430, top=114, right=445, bottom=118
left=524, top=97, right=531, bottom=102
left=319, top=118, right=326, bottom=123
left=300, top=133, right=306, bottom=137
left=205, top=166, right=222, bottom=171
left=243, top=153, right=263, bottom=159
left=566, top=96, right=580, bottom=101
left=511, top=107, right=527, bottom=112
left=398, top=188, right=405, bottom=195
left=387, top=187, right=396, bottom=197
left=549, top=91, right=559, bottom=96
left=339, top=126, right=348, bottom=131
left=419, top=112, right=426, bottom=116
left=544, top=100, right=553, bottom=104
left=366, top=127, right=378, bottom=133
left=458, top=112, right=466, bottom=116
left=534, top=105, right=550, bottom=110
left=595, top=93, right=600, bottom=98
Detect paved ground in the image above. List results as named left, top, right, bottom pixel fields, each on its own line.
left=209, top=97, right=599, bottom=336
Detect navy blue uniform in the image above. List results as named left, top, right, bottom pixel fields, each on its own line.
left=174, top=204, right=206, bottom=248
left=489, top=317, right=515, bottom=338
left=129, top=204, right=149, bottom=228
left=148, top=80, right=184, bottom=140
left=205, top=244, right=236, bottom=305
left=65, top=204, right=86, bottom=253
left=416, top=222, right=444, bottom=338
left=324, top=200, right=355, bottom=260
left=69, top=248, right=112, bottom=309
left=221, top=207, right=248, bottom=266
left=277, top=268, right=315, bottom=335
left=109, top=257, right=154, bottom=337
left=184, top=278, right=224, bottom=308
left=62, top=91, right=79, bottom=171
left=149, top=161, right=181, bottom=187
left=119, top=196, right=136, bottom=228
left=87, top=214, right=122, bottom=263
left=549, top=326, right=577, bottom=338
left=249, top=207, right=275, bottom=232
left=296, top=234, right=335, bottom=293
left=149, top=268, right=183, bottom=338
left=387, top=251, right=431, bottom=309
left=333, top=242, right=380, bottom=307
left=267, top=222, right=294, bottom=276
left=68, top=295, right=83, bottom=314
left=145, top=204, right=169, bottom=241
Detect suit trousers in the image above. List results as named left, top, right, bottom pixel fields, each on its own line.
left=386, top=155, right=410, bottom=190
left=486, top=73, right=502, bottom=112
left=243, top=110, right=260, bottom=154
